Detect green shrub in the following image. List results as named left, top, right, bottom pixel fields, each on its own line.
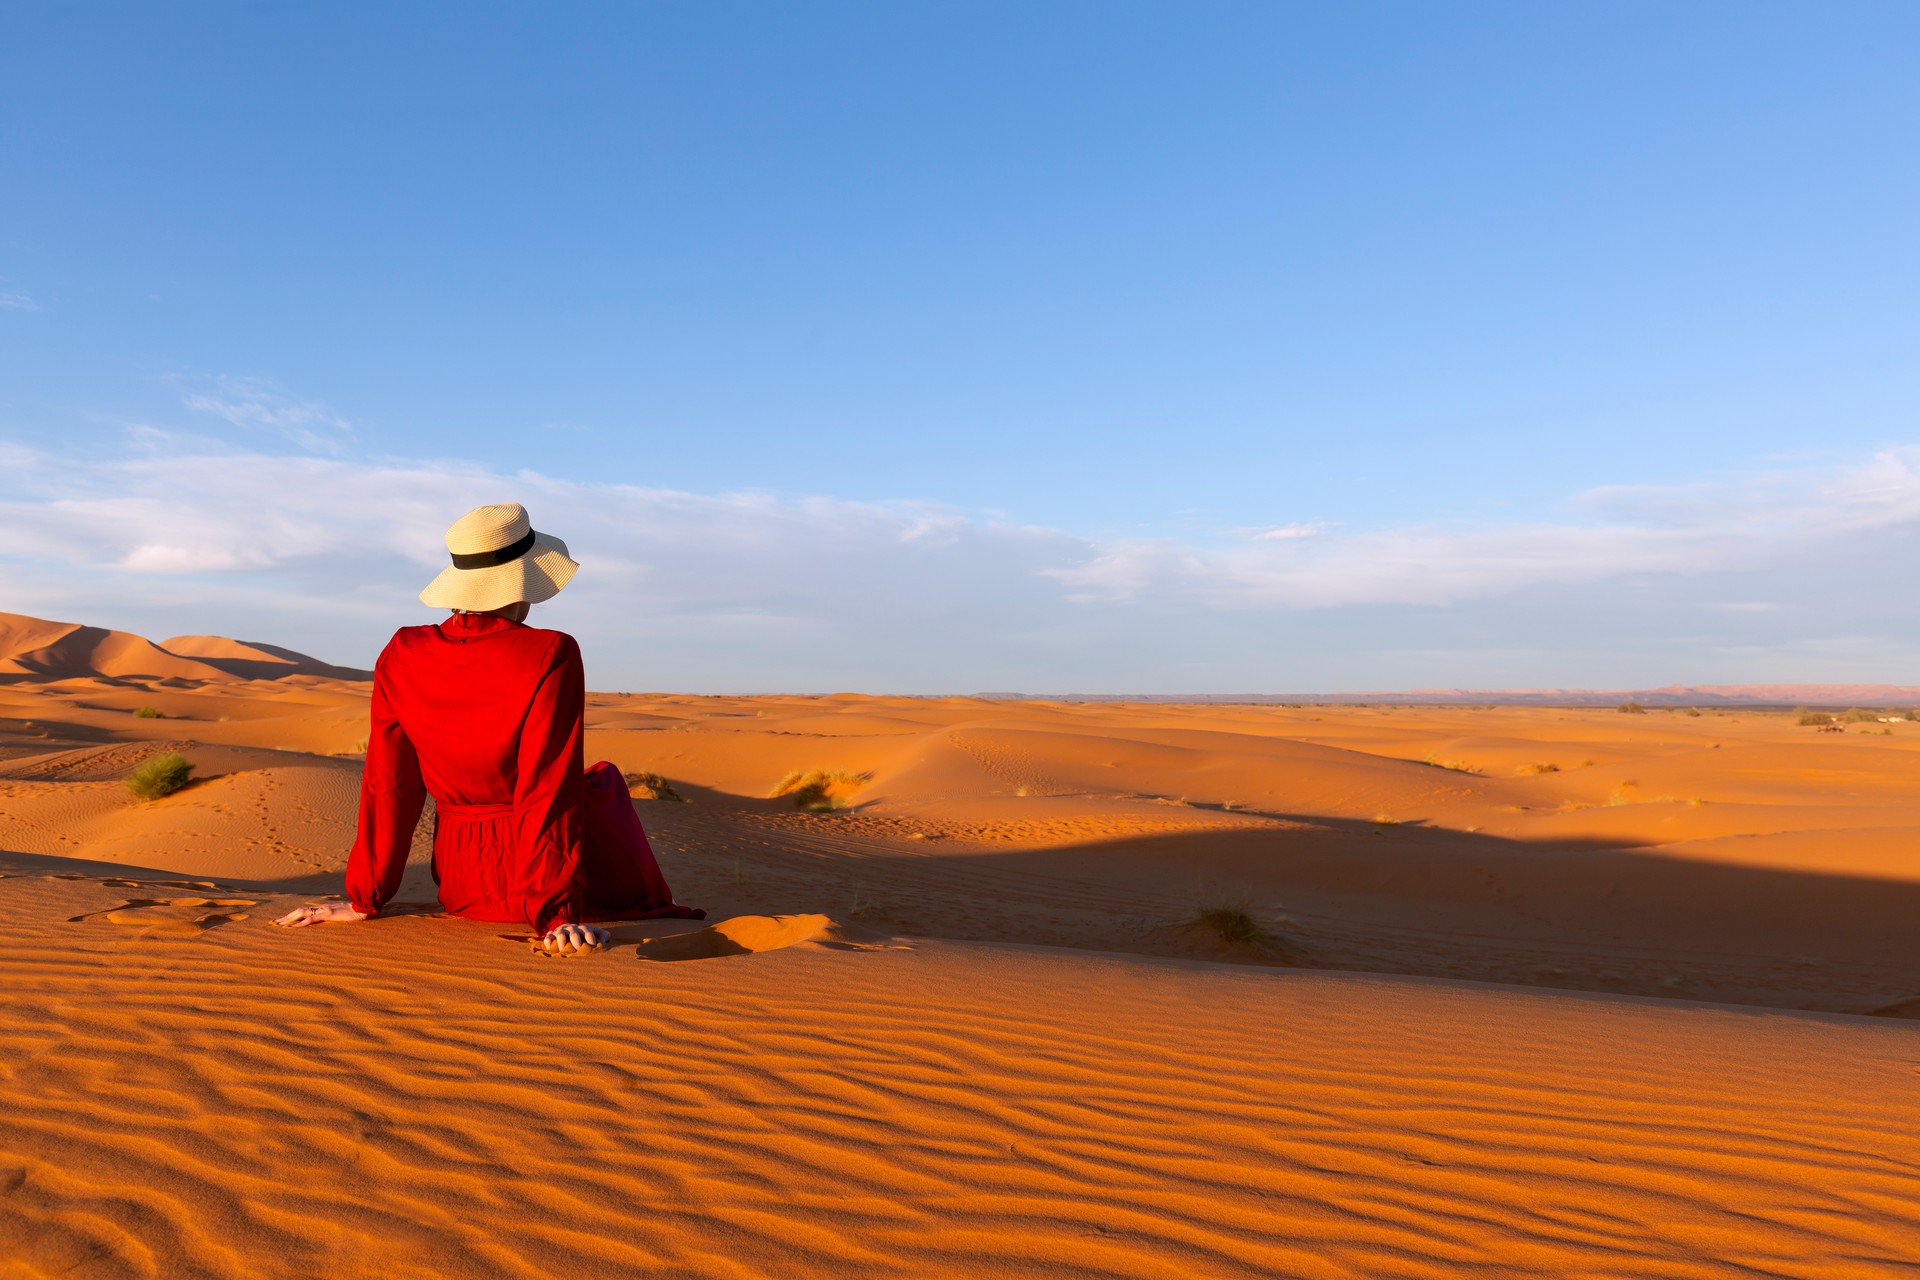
left=1847, top=707, right=1879, bottom=722
left=125, top=753, right=194, bottom=801
left=132, top=706, right=165, bottom=719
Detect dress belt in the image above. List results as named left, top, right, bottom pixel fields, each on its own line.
left=435, top=800, right=516, bottom=820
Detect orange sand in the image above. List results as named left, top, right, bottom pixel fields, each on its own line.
left=4, top=623, right=1920, bottom=1275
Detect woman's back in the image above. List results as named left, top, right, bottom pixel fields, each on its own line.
left=380, top=612, right=581, bottom=807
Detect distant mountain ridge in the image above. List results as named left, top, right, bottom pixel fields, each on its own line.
left=0, top=611, right=371, bottom=684
left=977, top=684, right=1920, bottom=707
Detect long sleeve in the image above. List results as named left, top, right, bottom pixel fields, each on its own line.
left=511, top=633, right=588, bottom=935
left=344, top=643, right=426, bottom=918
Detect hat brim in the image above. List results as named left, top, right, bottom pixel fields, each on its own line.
left=418, top=532, right=578, bottom=611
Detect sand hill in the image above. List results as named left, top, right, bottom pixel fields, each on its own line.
left=0, top=611, right=370, bottom=684
left=160, top=633, right=374, bottom=682
left=3, top=628, right=1918, bottom=1276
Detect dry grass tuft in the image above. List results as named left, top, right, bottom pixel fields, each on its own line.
left=1370, top=813, right=1400, bottom=825
left=1190, top=890, right=1269, bottom=946
left=125, top=752, right=194, bottom=801
left=1519, top=761, right=1560, bottom=775
left=623, top=770, right=685, bottom=802
left=771, top=768, right=872, bottom=812
left=133, top=706, right=165, bottom=719
left=1795, top=707, right=1835, bottom=726
left=1617, top=701, right=1646, bottom=714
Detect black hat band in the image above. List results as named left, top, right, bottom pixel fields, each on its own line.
left=449, top=528, right=537, bottom=570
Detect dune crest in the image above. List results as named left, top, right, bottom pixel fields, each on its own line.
left=0, top=611, right=369, bottom=685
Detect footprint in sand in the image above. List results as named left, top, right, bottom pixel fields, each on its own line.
left=69, top=897, right=258, bottom=932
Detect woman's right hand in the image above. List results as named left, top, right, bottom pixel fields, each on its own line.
left=541, top=923, right=611, bottom=955
left=273, top=901, right=370, bottom=928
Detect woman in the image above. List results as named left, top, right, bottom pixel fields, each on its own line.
left=274, top=502, right=703, bottom=953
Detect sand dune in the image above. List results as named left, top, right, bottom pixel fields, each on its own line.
left=160, top=634, right=373, bottom=682
left=4, top=871, right=1917, bottom=1278
left=0, top=612, right=234, bottom=683
left=0, top=611, right=370, bottom=685
left=5, top=642, right=1920, bottom=1275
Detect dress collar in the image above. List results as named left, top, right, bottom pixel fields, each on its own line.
left=439, top=612, right=526, bottom=639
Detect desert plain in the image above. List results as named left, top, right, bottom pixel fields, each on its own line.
left=2, top=611, right=1918, bottom=1278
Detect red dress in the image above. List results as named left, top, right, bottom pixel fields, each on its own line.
left=344, top=612, right=702, bottom=933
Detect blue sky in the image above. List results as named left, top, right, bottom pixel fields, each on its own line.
left=2, top=2, right=1918, bottom=691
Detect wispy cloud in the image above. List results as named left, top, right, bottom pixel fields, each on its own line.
left=1250, top=522, right=1330, bottom=541
left=1047, top=448, right=1920, bottom=609
left=179, top=375, right=354, bottom=453
left=0, top=440, right=1916, bottom=688
left=0, top=291, right=40, bottom=312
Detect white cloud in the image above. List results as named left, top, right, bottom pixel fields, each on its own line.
left=180, top=375, right=354, bottom=453
left=0, top=291, right=39, bottom=312
left=0, top=440, right=1917, bottom=688
left=1048, top=447, right=1920, bottom=609
left=1251, top=522, right=1328, bottom=541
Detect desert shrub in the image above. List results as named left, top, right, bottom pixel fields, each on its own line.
left=1847, top=707, right=1879, bottom=722
left=133, top=706, right=165, bottom=719
left=1519, top=761, right=1560, bottom=775
left=1682, top=707, right=1702, bottom=717
left=125, top=752, right=193, bottom=800
left=1617, top=701, right=1646, bottom=714
left=1191, top=890, right=1267, bottom=946
left=770, top=768, right=871, bottom=812
left=1795, top=708, right=1834, bottom=727
left=623, top=770, right=685, bottom=802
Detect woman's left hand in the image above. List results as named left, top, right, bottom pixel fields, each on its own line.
left=273, top=901, right=370, bottom=927
left=541, top=923, right=611, bottom=955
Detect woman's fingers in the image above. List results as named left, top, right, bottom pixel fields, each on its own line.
left=274, top=902, right=361, bottom=927
left=541, top=923, right=608, bottom=954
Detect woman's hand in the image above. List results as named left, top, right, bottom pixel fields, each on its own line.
left=541, top=923, right=611, bottom=955
left=273, top=901, right=370, bottom=928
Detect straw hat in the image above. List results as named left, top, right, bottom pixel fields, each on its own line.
left=418, top=502, right=579, bottom=612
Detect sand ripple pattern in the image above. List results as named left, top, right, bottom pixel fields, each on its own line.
left=3, top=876, right=1919, bottom=1279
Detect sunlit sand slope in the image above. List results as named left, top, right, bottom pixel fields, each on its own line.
left=9, top=686, right=1920, bottom=1011
left=3, top=872, right=1916, bottom=1280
